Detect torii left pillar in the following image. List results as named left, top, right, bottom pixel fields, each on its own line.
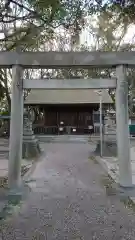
left=8, top=65, right=23, bottom=190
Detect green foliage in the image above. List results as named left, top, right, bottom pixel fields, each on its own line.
left=91, top=8, right=135, bottom=107
left=103, top=1, right=135, bottom=24
left=0, top=0, right=135, bottom=112
left=0, top=0, right=95, bottom=111
left=0, top=0, right=104, bottom=113
left=0, top=1, right=103, bottom=51
left=0, top=110, right=9, bottom=116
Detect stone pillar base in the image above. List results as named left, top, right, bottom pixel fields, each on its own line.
left=22, top=139, right=42, bottom=159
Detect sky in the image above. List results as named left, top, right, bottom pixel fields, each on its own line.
left=123, top=25, right=135, bottom=43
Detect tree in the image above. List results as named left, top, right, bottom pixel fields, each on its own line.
left=1, top=1, right=135, bottom=113
left=0, top=0, right=94, bottom=112
left=0, top=0, right=105, bottom=113
left=0, top=0, right=103, bottom=49
left=78, top=9, right=135, bottom=112
left=102, top=0, right=135, bottom=24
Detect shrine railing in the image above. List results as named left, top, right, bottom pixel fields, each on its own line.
left=32, top=125, right=94, bottom=135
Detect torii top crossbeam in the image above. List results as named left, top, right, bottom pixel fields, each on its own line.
left=0, top=51, right=135, bottom=68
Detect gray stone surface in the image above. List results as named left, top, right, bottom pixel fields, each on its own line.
left=1, top=143, right=135, bottom=239
left=2, top=51, right=135, bottom=68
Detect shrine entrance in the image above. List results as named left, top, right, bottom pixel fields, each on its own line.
left=0, top=51, right=133, bottom=189
left=30, top=104, right=96, bottom=135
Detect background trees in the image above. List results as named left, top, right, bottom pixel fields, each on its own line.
left=83, top=8, right=135, bottom=112
left=0, top=0, right=135, bottom=113
left=0, top=0, right=101, bottom=113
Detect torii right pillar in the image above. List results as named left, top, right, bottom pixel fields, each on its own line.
left=116, top=65, right=132, bottom=187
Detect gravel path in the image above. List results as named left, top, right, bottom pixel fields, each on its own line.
left=1, top=142, right=135, bottom=239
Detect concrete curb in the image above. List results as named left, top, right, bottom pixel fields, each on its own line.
left=95, top=156, right=119, bottom=182
left=94, top=155, right=135, bottom=204
left=23, top=151, right=45, bottom=182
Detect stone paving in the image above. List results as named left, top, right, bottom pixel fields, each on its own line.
left=1, top=143, right=135, bottom=239
left=97, top=140, right=135, bottom=184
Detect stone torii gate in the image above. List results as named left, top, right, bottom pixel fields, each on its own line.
left=0, top=51, right=133, bottom=190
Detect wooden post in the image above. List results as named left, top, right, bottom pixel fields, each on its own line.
left=116, top=65, right=132, bottom=187
left=8, top=65, right=23, bottom=190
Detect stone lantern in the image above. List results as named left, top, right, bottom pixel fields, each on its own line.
left=22, top=108, right=42, bottom=159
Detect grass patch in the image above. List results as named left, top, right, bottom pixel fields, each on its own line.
left=0, top=177, right=8, bottom=188
left=0, top=199, right=22, bottom=221
left=0, top=165, right=30, bottom=188
left=120, top=197, right=135, bottom=212
left=101, top=175, right=135, bottom=211
left=89, top=156, right=99, bottom=164
left=101, top=174, right=117, bottom=196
